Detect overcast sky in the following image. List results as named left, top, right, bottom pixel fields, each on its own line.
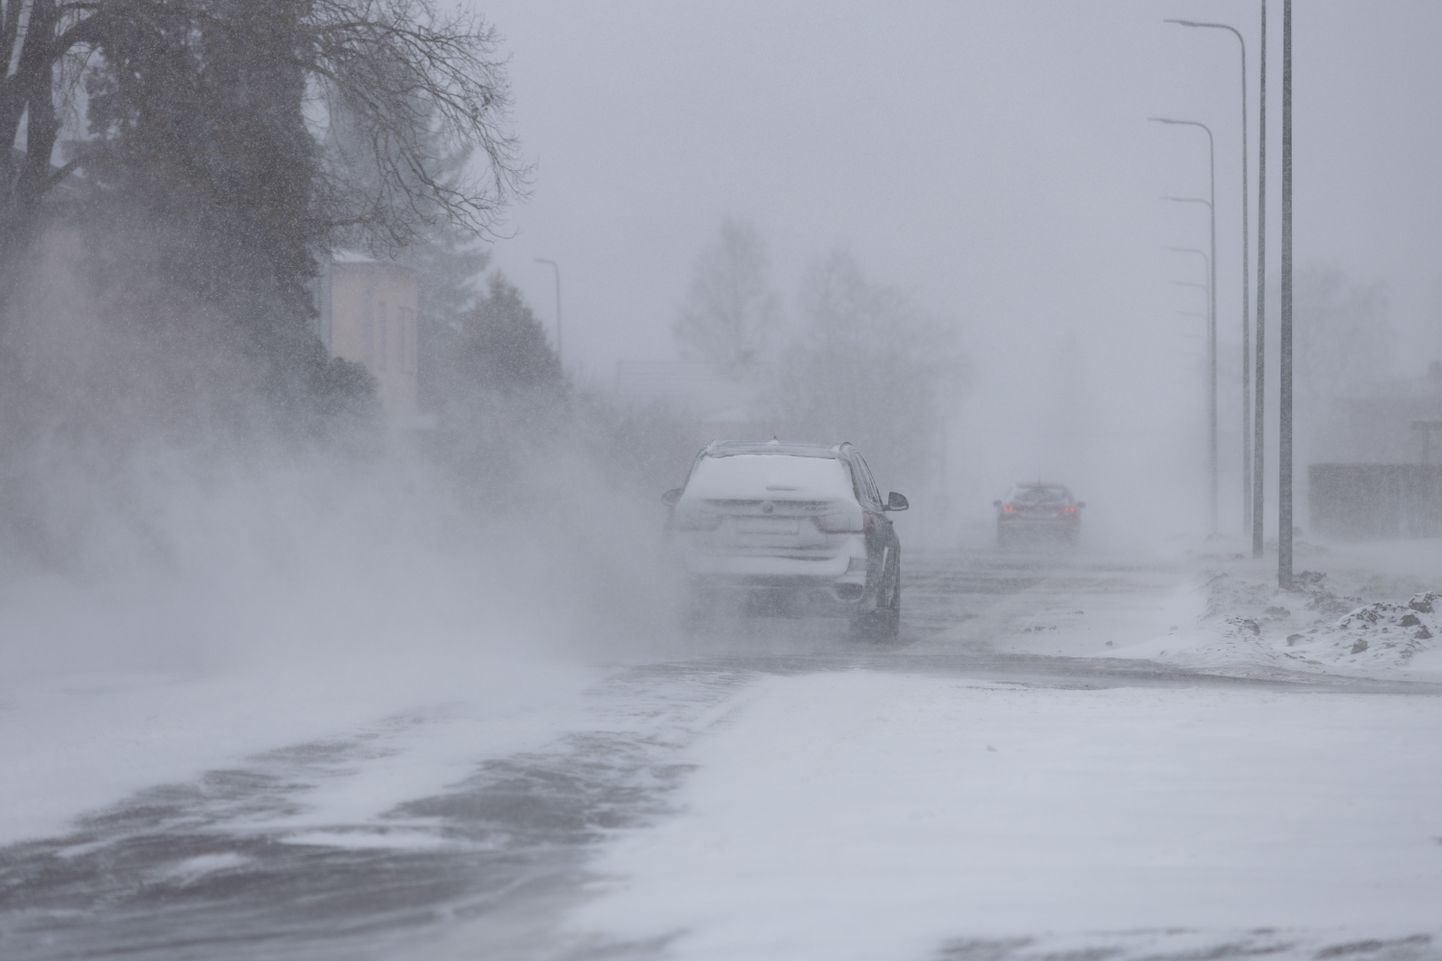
left=477, top=0, right=1440, bottom=368
left=470, top=0, right=1442, bottom=528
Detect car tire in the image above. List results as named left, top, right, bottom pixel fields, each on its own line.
left=851, top=565, right=901, bottom=643
left=882, top=570, right=902, bottom=640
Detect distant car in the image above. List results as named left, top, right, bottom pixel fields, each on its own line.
left=994, top=482, right=1084, bottom=547
left=663, top=440, right=908, bottom=639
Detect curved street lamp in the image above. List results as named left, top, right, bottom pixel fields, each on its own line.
left=1151, top=120, right=1217, bottom=534
left=1165, top=245, right=1211, bottom=296
left=1170, top=287, right=1210, bottom=342
left=1167, top=17, right=1254, bottom=537
left=1165, top=245, right=1211, bottom=334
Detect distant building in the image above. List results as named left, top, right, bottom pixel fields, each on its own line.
left=315, top=252, right=420, bottom=418
left=1317, top=362, right=1442, bottom=463
left=1308, top=362, right=1442, bottom=539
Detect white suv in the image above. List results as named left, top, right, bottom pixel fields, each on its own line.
left=662, top=440, right=908, bottom=639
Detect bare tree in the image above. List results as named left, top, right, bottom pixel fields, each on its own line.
left=1, top=0, right=72, bottom=286
left=306, top=0, right=528, bottom=249
left=1, top=0, right=527, bottom=314
left=773, top=249, right=961, bottom=488
left=672, top=218, right=781, bottom=376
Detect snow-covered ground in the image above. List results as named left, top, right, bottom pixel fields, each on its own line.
left=954, top=536, right=1442, bottom=683
left=0, top=646, right=603, bottom=849
left=1105, top=537, right=1442, bottom=680
left=4, top=536, right=1441, bottom=960
left=564, top=673, right=1442, bottom=960
left=553, top=538, right=1442, bottom=960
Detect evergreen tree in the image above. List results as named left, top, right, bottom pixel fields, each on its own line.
left=468, top=272, right=564, bottom=395
left=73, top=0, right=372, bottom=436
left=424, top=271, right=564, bottom=486
left=2, top=0, right=524, bottom=365
left=431, top=271, right=562, bottom=420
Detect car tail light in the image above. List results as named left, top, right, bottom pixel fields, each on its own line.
left=1062, top=505, right=1077, bottom=514
left=1002, top=502, right=1016, bottom=514
left=817, top=505, right=864, bottom=533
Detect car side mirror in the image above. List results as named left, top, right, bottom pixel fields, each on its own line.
left=1077, top=501, right=1087, bottom=509
left=992, top=500, right=1002, bottom=508
left=886, top=491, right=909, bottom=512
left=662, top=488, right=683, bottom=507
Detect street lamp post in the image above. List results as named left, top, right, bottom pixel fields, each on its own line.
left=533, top=257, right=562, bottom=367
left=1167, top=18, right=1253, bottom=537
left=1165, top=245, right=1210, bottom=297
left=1165, top=243, right=1212, bottom=348
left=1170, top=268, right=1212, bottom=522
left=1171, top=280, right=1209, bottom=295
left=1150, top=111, right=1218, bottom=534
left=1170, top=280, right=1210, bottom=310
left=1175, top=311, right=1208, bottom=338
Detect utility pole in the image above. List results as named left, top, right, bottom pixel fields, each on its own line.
left=1278, top=0, right=1294, bottom=588
left=1253, top=0, right=1269, bottom=558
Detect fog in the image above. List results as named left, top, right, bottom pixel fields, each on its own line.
left=0, top=241, right=681, bottom=689
left=2, top=0, right=1442, bottom=709
left=4, top=2, right=1442, bottom=952
left=0, top=1, right=1436, bottom=709
left=479, top=0, right=1442, bottom=547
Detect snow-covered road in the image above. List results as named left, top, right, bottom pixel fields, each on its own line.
left=567, top=674, right=1442, bottom=960
left=3, top=544, right=1441, bottom=961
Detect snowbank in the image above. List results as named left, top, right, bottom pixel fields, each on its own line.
left=1101, top=538, right=1442, bottom=681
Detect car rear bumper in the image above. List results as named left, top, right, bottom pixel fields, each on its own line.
left=999, top=518, right=1080, bottom=529
left=997, top=517, right=1080, bottom=540
left=675, top=552, right=874, bottom=615
left=686, top=576, right=872, bottom=616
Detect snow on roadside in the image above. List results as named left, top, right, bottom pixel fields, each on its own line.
left=1106, top=538, right=1442, bottom=680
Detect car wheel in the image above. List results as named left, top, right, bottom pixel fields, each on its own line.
left=883, top=568, right=902, bottom=639
left=851, top=565, right=901, bottom=643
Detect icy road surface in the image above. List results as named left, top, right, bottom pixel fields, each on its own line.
left=3, top=549, right=1441, bottom=961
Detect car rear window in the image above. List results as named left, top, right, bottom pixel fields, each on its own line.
left=686, top=454, right=854, bottom=500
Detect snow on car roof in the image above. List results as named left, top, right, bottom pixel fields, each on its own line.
left=704, top=439, right=845, bottom=458
left=685, top=449, right=854, bottom=500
